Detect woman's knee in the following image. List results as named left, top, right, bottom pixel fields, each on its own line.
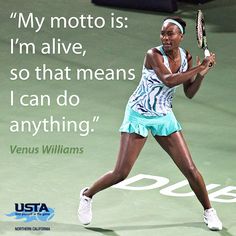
left=185, top=165, right=201, bottom=182
left=111, top=169, right=129, bottom=184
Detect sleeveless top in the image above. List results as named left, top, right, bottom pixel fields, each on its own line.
left=128, top=45, right=188, bottom=116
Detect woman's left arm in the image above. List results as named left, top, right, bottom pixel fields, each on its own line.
left=183, top=52, right=213, bottom=99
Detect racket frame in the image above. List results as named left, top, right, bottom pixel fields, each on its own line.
left=196, top=10, right=210, bottom=57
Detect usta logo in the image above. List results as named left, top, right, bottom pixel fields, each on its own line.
left=15, top=203, right=49, bottom=212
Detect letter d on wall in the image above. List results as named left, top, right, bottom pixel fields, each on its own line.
left=112, top=174, right=169, bottom=190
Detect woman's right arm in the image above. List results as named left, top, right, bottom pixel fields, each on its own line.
left=145, top=48, right=213, bottom=88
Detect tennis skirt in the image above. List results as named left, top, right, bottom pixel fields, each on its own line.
left=119, top=105, right=182, bottom=137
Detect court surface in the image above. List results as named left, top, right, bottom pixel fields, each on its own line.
left=0, top=0, right=236, bottom=235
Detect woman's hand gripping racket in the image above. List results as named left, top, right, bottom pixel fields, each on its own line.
left=196, top=10, right=213, bottom=67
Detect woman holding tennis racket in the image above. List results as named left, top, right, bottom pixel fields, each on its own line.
left=78, top=16, right=222, bottom=231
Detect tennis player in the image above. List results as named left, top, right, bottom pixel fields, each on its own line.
left=78, top=16, right=222, bottom=231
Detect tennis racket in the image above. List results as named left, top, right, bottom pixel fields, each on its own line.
left=196, top=10, right=211, bottom=59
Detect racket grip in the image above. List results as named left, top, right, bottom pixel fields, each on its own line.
left=204, top=48, right=212, bottom=67
left=204, top=48, right=210, bottom=57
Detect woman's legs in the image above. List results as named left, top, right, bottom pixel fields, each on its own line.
left=154, top=131, right=211, bottom=209
left=83, top=132, right=147, bottom=198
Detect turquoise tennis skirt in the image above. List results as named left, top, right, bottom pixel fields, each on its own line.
left=119, top=105, right=182, bottom=137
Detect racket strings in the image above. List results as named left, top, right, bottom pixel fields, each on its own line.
left=196, top=11, right=204, bottom=48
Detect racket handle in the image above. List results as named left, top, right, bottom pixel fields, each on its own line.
left=204, top=48, right=212, bottom=67
left=204, top=48, right=210, bottom=57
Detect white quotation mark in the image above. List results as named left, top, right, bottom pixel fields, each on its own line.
left=93, top=116, right=99, bottom=123
left=10, top=12, right=17, bottom=19
left=90, top=116, right=100, bottom=132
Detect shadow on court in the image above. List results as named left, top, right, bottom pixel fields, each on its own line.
left=86, top=223, right=233, bottom=236
left=0, top=221, right=233, bottom=235
left=86, top=227, right=120, bottom=236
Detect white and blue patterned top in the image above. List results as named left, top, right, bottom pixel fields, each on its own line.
left=128, top=46, right=188, bottom=116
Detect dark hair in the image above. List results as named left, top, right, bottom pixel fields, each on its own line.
left=163, top=16, right=186, bottom=34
